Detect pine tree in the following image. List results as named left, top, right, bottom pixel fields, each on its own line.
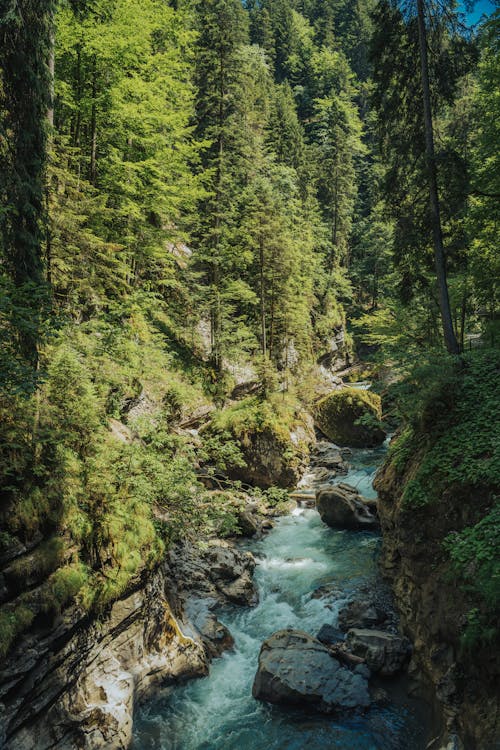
left=371, top=0, right=475, bottom=353
left=192, top=0, right=250, bottom=372
left=0, top=0, right=56, bottom=372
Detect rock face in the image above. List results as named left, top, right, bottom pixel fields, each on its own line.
left=338, top=590, right=398, bottom=633
left=316, top=484, right=378, bottom=530
left=315, top=388, right=386, bottom=447
left=375, top=459, right=500, bottom=749
left=252, top=629, right=371, bottom=713
left=345, top=629, right=410, bottom=677
left=0, top=541, right=257, bottom=750
left=168, top=540, right=258, bottom=608
left=311, top=441, right=350, bottom=474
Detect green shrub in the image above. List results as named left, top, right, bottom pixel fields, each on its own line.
left=392, top=350, right=500, bottom=509
left=0, top=605, right=35, bottom=659
left=444, top=502, right=500, bottom=647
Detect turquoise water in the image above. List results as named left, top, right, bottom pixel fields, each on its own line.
left=133, top=444, right=429, bottom=750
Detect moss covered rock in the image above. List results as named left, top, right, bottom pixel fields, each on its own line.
left=203, top=395, right=315, bottom=489
left=315, top=388, right=385, bottom=448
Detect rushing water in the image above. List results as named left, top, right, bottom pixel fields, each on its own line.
left=133, top=443, right=429, bottom=750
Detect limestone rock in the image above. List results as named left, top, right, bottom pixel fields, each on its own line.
left=167, top=540, right=258, bottom=608
left=252, top=629, right=371, bottom=713
left=0, top=539, right=257, bottom=750
left=203, top=406, right=315, bottom=490
left=316, top=485, right=378, bottom=530
left=339, top=599, right=388, bottom=632
left=312, top=441, right=349, bottom=474
left=345, top=629, right=410, bottom=677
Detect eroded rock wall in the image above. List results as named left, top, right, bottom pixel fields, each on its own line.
left=375, top=461, right=500, bottom=750
left=0, top=542, right=257, bottom=750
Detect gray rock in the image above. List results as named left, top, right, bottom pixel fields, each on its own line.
left=236, top=509, right=259, bottom=537
left=168, top=540, right=258, bottom=607
left=312, top=443, right=349, bottom=474
left=316, top=485, right=378, bottom=530
left=252, top=629, right=371, bottom=713
left=339, top=599, right=388, bottom=631
left=345, top=629, right=411, bottom=677
left=0, top=539, right=257, bottom=750
left=316, top=624, right=345, bottom=645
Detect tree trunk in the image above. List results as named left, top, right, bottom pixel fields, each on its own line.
left=47, top=30, right=55, bottom=128
left=416, top=0, right=459, bottom=354
left=89, top=56, right=98, bottom=185
left=210, top=48, right=225, bottom=373
left=259, top=234, right=267, bottom=358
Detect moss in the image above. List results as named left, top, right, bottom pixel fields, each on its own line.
left=6, top=537, right=66, bottom=587
left=315, top=387, right=385, bottom=447
left=0, top=605, right=35, bottom=660
left=44, top=562, right=90, bottom=614
left=203, top=393, right=313, bottom=489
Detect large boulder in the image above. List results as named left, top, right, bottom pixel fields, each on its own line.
left=202, top=397, right=315, bottom=489
left=168, top=540, right=258, bottom=607
left=315, top=388, right=386, bottom=447
left=316, top=485, right=378, bottom=530
left=345, top=629, right=411, bottom=677
left=252, top=629, right=371, bottom=713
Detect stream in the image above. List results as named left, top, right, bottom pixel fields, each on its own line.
left=133, top=441, right=430, bottom=750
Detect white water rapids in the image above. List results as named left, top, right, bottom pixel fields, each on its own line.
left=133, top=443, right=430, bottom=750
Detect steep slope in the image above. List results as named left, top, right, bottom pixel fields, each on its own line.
left=375, top=350, right=500, bottom=749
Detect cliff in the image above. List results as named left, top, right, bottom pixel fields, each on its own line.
left=0, top=542, right=257, bottom=749
left=374, top=350, right=500, bottom=749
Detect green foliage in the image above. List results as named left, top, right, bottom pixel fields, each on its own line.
left=444, top=502, right=500, bottom=648
left=45, top=563, right=90, bottom=615
left=0, top=0, right=56, bottom=370
left=389, top=350, right=500, bottom=509
left=0, top=605, right=35, bottom=660
left=202, top=391, right=311, bottom=482
left=444, top=502, right=500, bottom=609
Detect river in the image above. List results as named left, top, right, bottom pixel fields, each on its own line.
left=133, top=441, right=430, bottom=750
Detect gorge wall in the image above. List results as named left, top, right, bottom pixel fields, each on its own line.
left=375, top=457, right=499, bottom=750
left=0, top=542, right=257, bottom=750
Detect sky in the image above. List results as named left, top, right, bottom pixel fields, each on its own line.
left=463, top=0, right=497, bottom=24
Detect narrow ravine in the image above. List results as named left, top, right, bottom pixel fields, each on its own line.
left=133, top=441, right=430, bottom=750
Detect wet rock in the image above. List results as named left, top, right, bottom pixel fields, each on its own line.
left=0, top=539, right=257, bottom=750
left=198, top=614, right=235, bottom=658
left=309, top=584, right=343, bottom=601
left=371, top=686, right=390, bottom=705
left=345, top=629, right=411, bottom=677
left=0, top=568, right=209, bottom=750
left=311, top=442, right=349, bottom=474
left=316, top=485, right=378, bottom=530
left=338, top=599, right=389, bottom=631
left=204, top=413, right=315, bottom=490
left=168, top=541, right=258, bottom=608
left=252, top=629, right=371, bottom=713
left=236, top=509, right=259, bottom=537
left=317, top=624, right=345, bottom=645
left=261, top=519, right=274, bottom=533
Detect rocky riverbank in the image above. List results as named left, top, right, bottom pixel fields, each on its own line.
left=0, top=542, right=257, bottom=750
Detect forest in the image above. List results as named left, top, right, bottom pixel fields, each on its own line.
left=0, top=1, right=498, bottom=749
